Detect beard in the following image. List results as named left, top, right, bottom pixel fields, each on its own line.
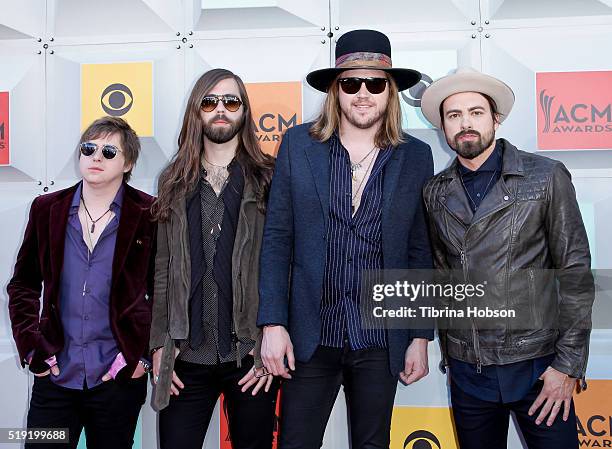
left=203, top=114, right=244, bottom=144
left=448, top=128, right=496, bottom=160
left=341, top=100, right=386, bottom=130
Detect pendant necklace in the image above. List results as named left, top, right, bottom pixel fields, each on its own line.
left=350, top=146, right=377, bottom=180
left=80, top=191, right=111, bottom=233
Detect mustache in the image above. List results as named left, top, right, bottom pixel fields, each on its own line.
left=209, top=114, right=231, bottom=124
left=455, top=130, right=481, bottom=139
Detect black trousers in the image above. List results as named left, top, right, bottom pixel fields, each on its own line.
left=25, top=374, right=147, bottom=449
left=159, top=355, right=280, bottom=449
left=451, top=379, right=579, bottom=449
left=278, top=345, right=398, bottom=449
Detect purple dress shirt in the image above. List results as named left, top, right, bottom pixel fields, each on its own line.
left=51, top=182, right=124, bottom=390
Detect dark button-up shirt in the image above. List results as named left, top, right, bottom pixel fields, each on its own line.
left=178, top=166, right=254, bottom=364
left=53, top=182, right=123, bottom=390
left=320, top=134, right=391, bottom=350
left=458, top=140, right=502, bottom=212
left=453, top=140, right=554, bottom=403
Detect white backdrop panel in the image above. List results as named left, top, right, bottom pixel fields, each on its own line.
left=332, top=0, right=480, bottom=33
left=0, top=40, right=45, bottom=184
left=186, top=35, right=328, bottom=124
left=383, top=30, right=481, bottom=174
left=482, top=0, right=612, bottom=28
left=482, top=24, right=612, bottom=160
left=190, top=0, right=328, bottom=39
left=0, top=189, right=43, bottom=430
left=0, top=0, right=45, bottom=40
left=46, top=41, right=184, bottom=194
left=46, top=0, right=180, bottom=45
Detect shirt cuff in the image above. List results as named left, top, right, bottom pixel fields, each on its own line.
left=107, top=353, right=128, bottom=379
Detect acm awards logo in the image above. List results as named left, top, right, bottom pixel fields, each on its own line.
left=404, top=429, right=442, bottom=449
left=0, top=91, right=8, bottom=165
left=255, top=113, right=297, bottom=142
left=574, top=380, right=612, bottom=448
left=536, top=71, right=612, bottom=150
left=245, top=82, right=302, bottom=156
left=539, top=89, right=612, bottom=134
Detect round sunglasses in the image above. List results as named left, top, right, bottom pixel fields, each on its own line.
left=79, top=142, right=122, bottom=160
left=338, top=77, right=388, bottom=95
left=201, top=94, right=243, bottom=112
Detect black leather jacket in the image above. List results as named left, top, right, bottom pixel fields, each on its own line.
left=423, top=139, right=594, bottom=379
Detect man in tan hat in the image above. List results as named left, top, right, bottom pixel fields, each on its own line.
left=421, top=68, right=594, bottom=449
left=257, top=29, right=434, bottom=448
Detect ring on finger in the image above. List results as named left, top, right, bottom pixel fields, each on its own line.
left=255, top=367, right=270, bottom=378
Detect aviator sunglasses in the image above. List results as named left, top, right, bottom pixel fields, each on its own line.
left=79, top=142, right=122, bottom=160
left=201, top=95, right=243, bottom=112
left=338, top=77, right=389, bottom=95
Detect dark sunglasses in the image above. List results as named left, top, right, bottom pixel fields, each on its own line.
left=79, top=142, right=122, bottom=160
left=201, top=95, right=243, bottom=112
left=338, top=77, right=388, bottom=95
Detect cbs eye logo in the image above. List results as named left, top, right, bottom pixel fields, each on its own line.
left=100, top=83, right=134, bottom=116
left=403, top=430, right=442, bottom=449
left=401, top=73, right=433, bottom=108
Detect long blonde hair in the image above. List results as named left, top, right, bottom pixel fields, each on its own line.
left=309, top=74, right=405, bottom=148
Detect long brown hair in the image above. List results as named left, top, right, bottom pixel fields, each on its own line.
left=153, top=69, right=274, bottom=222
left=309, top=73, right=405, bottom=148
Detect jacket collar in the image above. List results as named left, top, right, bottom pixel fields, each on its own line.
left=303, top=134, right=406, bottom=228
left=49, top=181, right=146, bottom=286
left=438, top=138, right=522, bottom=227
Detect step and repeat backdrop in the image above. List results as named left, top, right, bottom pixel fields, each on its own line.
left=1, top=1, right=611, bottom=448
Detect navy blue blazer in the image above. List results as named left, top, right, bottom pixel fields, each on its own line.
left=257, top=123, right=434, bottom=376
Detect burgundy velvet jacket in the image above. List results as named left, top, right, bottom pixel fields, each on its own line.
left=7, top=182, right=156, bottom=379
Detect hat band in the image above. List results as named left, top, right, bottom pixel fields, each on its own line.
left=335, top=51, right=392, bottom=69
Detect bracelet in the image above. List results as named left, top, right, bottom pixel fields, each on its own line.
left=138, top=359, right=152, bottom=373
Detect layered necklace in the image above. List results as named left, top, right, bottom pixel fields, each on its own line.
left=350, top=146, right=377, bottom=181
left=350, top=147, right=379, bottom=214
left=203, top=156, right=230, bottom=195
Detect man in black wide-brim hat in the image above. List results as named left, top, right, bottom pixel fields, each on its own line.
left=258, top=29, right=435, bottom=448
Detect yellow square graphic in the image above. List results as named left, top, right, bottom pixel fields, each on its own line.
left=391, top=406, right=459, bottom=449
left=81, top=62, right=153, bottom=137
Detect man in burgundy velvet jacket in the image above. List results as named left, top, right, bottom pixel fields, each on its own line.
left=7, top=116, right=156, bottom=449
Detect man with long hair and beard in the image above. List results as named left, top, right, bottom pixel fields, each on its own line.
left=257, top=30, right=434, bottom=449
left=150, top=68, right=278, bottom=449
left=421, top=68, right=593, bottom=449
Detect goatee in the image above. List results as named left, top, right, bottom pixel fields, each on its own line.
left=203, top=114, right=244, bottom=144
left=450, top=129, right=495, bottom=160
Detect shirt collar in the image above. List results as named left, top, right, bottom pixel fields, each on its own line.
left=70, top=181, right=125, bottom=216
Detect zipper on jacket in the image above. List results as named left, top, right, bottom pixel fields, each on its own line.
left=462, top=247, right=484, bottom=375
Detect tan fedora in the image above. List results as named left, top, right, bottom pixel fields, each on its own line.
left=420, top=67, right=515, bottom=129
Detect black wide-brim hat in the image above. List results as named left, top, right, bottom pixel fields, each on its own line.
left=306, top=29, right=421, bottom=93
